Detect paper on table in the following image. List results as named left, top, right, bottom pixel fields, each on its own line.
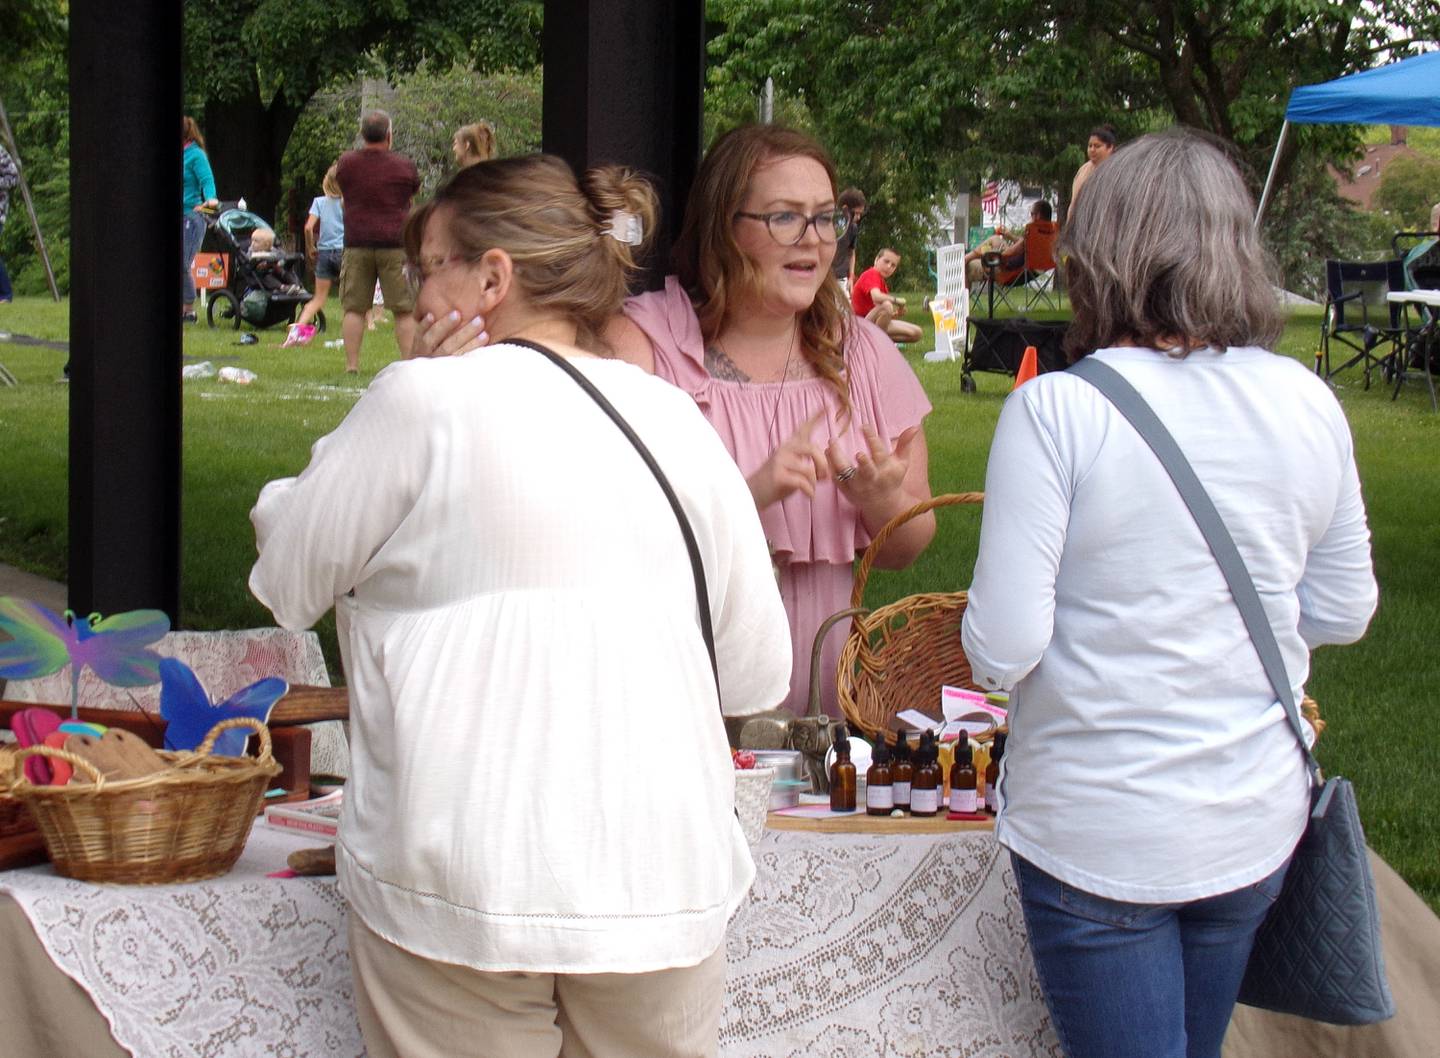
left=945, top=685, right=1008, bottom=722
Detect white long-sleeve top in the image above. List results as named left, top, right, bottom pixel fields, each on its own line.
left=962, top=346, right=1376, bottom=902
left=250, top=346, right=791, bottom=973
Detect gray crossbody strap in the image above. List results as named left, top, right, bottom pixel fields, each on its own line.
left=1068, top=356, right=1321, bottom=785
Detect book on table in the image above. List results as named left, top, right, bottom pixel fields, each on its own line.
left=263, top=789, right=342, bottom=839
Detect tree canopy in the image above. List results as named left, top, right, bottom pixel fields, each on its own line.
left=183, top=0, right=543, bottom=221
left=706, top=0, right=1440, bottom=290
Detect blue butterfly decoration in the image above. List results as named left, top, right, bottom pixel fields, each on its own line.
left=158, top=658, right=288, bottom=757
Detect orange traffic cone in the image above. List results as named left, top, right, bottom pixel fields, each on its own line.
left=1012, top=345, right=1039, bottom=390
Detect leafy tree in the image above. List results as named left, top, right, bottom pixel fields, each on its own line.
left=183, top=0, right=542, bottom=223
left=275, top=64, right=542, bottom=240
left=1373, top=153, right=1440, bottom=231
left=0, top=8, right=68, bottom=296
left=706, top=0, right=1440, bottom=292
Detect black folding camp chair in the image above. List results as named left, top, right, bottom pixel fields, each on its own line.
left=1317, top=259, right=1406, bottom=388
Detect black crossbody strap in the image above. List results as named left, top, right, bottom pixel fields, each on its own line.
left=1068, top=356, right=1321, bottom=786
left=509, top=339, right=721, bottom=705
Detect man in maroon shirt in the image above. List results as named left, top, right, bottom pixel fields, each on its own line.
left=336, top=110, right=420, bottom=372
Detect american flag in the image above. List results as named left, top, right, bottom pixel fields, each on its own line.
left=981, top=181, right=1000, bottom=224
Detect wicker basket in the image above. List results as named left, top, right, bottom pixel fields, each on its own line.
left=9, top=718, right=281, bottom=885
left=0, top=745, right=36, bottom=840
left=833, top=492, right=1331, bottom=746
left=836, top=493, right=985, bottom=741
left=733, top=767, right=775, bottom=846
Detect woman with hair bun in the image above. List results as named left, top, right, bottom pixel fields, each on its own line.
left=452, top=120, right=497, bottom=169
left=962, top=128, right=1377, bottom=1057
left=608, top=124, right=936, bottom=719
left=249, top=154, right=790, bottom=1057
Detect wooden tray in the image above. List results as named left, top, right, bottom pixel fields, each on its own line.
left=766, top=812, right=995, bottom=834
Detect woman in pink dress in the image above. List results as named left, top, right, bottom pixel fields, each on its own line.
left=607, top=125, right=935, bottom=718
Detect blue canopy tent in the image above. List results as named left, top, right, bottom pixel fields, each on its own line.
left=1254, top=51, right=1440, bottom=225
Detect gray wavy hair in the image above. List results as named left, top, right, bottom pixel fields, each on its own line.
left=1060, top=128, right=1284, bottom=358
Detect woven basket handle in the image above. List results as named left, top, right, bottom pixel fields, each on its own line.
left=850, top=492, right=984, bottom=609
left=194, top=717, right=274, bottom=763
left=12, top=745, right=108, bottom=790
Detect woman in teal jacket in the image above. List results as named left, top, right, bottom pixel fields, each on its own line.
left=182, top=116, right=218, bottom=322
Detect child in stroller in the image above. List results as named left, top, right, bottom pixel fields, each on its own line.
left=201, top=205, right=323, bottom=333
left=246, top=228, right=307, bottom=295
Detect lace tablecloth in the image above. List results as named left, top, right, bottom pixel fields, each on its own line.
left=723, top=831, right=1060, bottom=1057
left=0, top=828, right=1059, bottom=1057
left=0, top=826, right=361, bottom=1057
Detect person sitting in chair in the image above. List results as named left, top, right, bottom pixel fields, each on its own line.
left=964, top=201, right=1057, bottom=288
left=851, top=248, right=922, bottom=344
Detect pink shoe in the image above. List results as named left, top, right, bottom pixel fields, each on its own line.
left=296, top=324, right=318, bottom=345
left=281, top=324, right=304, bottom=348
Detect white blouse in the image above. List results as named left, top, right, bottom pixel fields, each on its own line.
left=250, top=345, right=791, bottom=973
left=962, top=346, right=1377, bottom=902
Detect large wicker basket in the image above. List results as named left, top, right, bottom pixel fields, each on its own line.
left=9, top=717, right=281, bottom=885
left=834, top=492, right=1329, bottom=745
left=836, top=493, right=985, bottom=741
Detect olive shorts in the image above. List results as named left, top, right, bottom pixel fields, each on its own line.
left=340, top=247, right=414, bottom=314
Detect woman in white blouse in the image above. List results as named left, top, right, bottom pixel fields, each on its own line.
left=962, top=129, right=1377, bottom=1058
left=249, top=156, right=790, bottom=1058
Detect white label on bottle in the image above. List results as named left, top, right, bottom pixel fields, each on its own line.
left=893, top=781, right=912, bottom=804
left=912, top=787, right=939, bottom=814
left=866, top=785, right=894, bottom=810
left=949, top=787, right=977, bottom=814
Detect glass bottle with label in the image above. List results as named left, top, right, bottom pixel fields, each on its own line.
left=891, top=731, right=913, bottom=813
left=865, top=738, right=894, bottom=816
left=948, top=733, right=978, bottom=814
left=910, top=731, right=941, bottom=817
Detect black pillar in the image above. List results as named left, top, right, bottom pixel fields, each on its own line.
left=542, top=0, right=705, bottom=289
left=68, top=0, right=183, bottom=620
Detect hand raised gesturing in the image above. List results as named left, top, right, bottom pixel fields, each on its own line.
left=747, top=410, right=829, bottom=509
left=827, top=423, right=921, bottom=512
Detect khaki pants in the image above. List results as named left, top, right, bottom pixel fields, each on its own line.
left=349, top=915, right=728, bottom=1058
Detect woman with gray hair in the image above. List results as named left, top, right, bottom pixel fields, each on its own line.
left=961, top=128, right=1377, bottom=1058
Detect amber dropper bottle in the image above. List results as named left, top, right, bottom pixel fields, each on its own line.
left=948, top=732, right=978, bottom=814
left=891, top=731, right=913, bottom=814
left=911, top=731, right=941, bottom=817
left=829, top=725, right=857, bottom=812
left=866, top=738, right=894, bottom=816
left=985, top=732, right=1007, bottom=813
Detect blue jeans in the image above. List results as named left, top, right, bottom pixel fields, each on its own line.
left=0, top=251, right=11, bottom=301
left=1011, top=852, right=1290, bottom=1058
left=181, top=211, right=207, bottom=305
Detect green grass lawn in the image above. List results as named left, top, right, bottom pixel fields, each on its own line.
left=1, top=290, right=1437, bottom=910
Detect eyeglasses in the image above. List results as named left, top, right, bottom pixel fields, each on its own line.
left=404, top=253, right=472, bottom=284
left=734, top=209, right=850, bottom=245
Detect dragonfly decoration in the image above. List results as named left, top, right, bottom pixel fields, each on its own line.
left=0, top=597, right=171, bottom=719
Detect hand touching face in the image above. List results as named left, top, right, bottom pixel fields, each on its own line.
left=410, top=207, right=490, bottom=357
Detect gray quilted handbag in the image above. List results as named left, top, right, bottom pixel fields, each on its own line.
left=1070, top=356, right=1396, bottom=1026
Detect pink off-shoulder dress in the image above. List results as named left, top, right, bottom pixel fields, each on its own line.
left=625, top=278, right=932, bottom=718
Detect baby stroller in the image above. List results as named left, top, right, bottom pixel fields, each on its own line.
left=199, top=204, right=325, bottom=333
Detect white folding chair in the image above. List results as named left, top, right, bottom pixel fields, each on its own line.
left=925, top=244, right=971, bottom=363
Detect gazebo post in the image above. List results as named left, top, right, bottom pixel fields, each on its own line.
left=542, top=0, right=705, bottom=289
left=66, top=5, right=701, bottom=621
left=68, top=0, right=183, bottom=621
